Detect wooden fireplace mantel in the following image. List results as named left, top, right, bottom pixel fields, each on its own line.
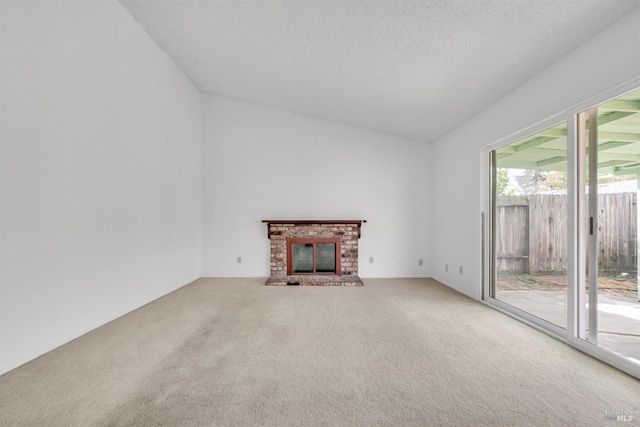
left=262, top=220, right=367, bottom=239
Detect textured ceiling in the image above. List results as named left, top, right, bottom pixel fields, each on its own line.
left=119, top=0, right=640, bottom=143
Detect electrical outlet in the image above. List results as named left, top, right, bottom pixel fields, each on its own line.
left=418, top=259, right=423, bottom=266
left=445, top=264, right=448, bottom=272
left=369, top=256, right=374, bottom=263
left=459, top=265, right=463, bottom=274
left=237, top=256, right=242, bottom=263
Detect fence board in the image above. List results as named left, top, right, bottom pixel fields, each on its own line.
left=496, top=192, right=637, bottom=273
left=496, top=199, right=529, bottom=272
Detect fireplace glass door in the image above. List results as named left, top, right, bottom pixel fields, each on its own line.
left=292, top=244, right=314, bottom=273
left=316, top=243, right=336, bottom=273
left=289, top=239, right=340, bottom=275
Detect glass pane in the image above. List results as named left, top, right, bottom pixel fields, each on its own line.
left=316, top=243, right=336, bottom=273
left=292, top=243, right=313, bottom=273
left=586, top=89, right=640, bottom=364
left=492, top=122, right=568, bottom=328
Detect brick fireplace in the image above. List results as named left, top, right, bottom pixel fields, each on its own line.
left=262, top=220, right=366, bottom=286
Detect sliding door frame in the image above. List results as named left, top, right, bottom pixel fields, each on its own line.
left=482, top=76, right=640, bottom=380
left=564, top=77, right=640, bottom=379
left=481, top=112, right=569, bottom=342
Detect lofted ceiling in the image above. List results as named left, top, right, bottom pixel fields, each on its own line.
left=119, top=0, right=640, bottom=143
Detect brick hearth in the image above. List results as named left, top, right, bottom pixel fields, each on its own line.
left=262, top=220, right=366, bottom=286
left=265, top=275, right=363, bottom=286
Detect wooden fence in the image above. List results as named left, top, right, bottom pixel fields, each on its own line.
left=496, top=193, right=637, bottom=273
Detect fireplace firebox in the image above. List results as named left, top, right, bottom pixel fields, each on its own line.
left=262, top=220, right=366, bottom=286
left=288, top=238, right=340, bottom=275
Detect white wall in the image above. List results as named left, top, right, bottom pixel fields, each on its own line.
left=430, top=9, right=640, bottom=299
left=0, top=1, right=202, bottom=374
left=202, top=95, right=431, bottom=278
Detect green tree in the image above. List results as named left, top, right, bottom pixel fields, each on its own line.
left=496, top=168, right=511, bottom=195
left=540, top=171, right=567, bottom=192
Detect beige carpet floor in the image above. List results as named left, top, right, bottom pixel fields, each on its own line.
left=0, top=278, right=638, bottom=426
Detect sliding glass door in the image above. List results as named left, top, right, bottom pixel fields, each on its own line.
left=490, top=123, right=568, bottom=329
left=577, top=92, right=640, bottom=365
left=486, top=85, right=640, bottom=376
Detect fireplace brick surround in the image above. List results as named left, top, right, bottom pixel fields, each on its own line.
left=262, top=220, right=366, bottom=286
